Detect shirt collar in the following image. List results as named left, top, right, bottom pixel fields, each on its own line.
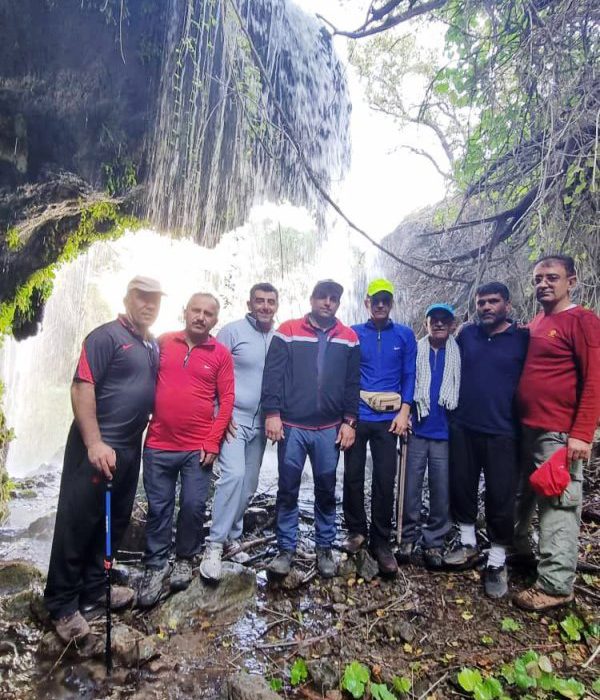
left=117, top=314, right=154, bottom=342
left=245, top=313, right=273, bottom=332
left=366, top=318, right=393, bottom=331
left=302, top=314, right=339, bottom=335
left=172, top=330, right=216, bottom=346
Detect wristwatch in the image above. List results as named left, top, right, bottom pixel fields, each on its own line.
left=342, top=418, right=357, bottom=429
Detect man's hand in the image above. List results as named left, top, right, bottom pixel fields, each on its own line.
left=336, top=423, right=356, bottom=451
left=87, top=441, right=116, bottom=480
left=567, top=437, right=591, bottom=465
left=265, top=415, right=285, bottom=443
left=389, top=405, right=410, bottom=436
left=199, top=450, right=218, bottom=468
left=225, top=418, right=238, bottom=443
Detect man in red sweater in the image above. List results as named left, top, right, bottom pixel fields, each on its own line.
left=514, top=254, right=600, bottom=611
left=138, top=293, right=235, bottom=607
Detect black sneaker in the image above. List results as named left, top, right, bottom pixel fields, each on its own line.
left=423, top=547, right=444, bottom=570
left=316, top=548, right=336, bottom=578
left=138, top=564, right=169, bottom=608
left=484, top=565, right=508, bottom=598
left=443, top=543, right=479, bottom=570
left=170, top=558, right=193, bottom=592
left=395, top=541, right=414, bottom=565
left=267, top=550, right=294, bottom=576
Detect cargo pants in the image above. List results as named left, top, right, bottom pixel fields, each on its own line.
left=514, top=427, right=583, bottom=596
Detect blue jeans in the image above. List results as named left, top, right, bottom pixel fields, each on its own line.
left=142, top=448, right=212, bottom=567
left=401, top=434, right=450, bottom=549
left=276, top=425, right=340, bottom=551
left=207, top=424, right=267, bottom=544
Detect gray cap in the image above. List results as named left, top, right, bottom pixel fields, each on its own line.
left=311, top=279, right=344, bottom=298
left=126, top=275, right=165, bottom=295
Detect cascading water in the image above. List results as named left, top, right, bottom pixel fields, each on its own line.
left=147, top=0, right=351, bottom=243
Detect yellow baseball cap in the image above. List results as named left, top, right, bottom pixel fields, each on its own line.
left=367, top=278, right=394, bottom=297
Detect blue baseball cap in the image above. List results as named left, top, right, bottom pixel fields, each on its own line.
left=425, top=303, right=455, bottom=318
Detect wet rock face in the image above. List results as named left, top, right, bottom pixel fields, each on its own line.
left=0, top=559, right=44, bottom=596
left=151, top=562, right=256, bottom=631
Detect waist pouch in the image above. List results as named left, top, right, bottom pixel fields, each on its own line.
left=360, top=390, right=402, bottom=413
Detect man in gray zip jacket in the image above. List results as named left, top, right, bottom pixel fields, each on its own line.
left=200, top=283, right=279, bottom=580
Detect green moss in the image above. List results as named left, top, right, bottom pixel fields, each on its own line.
left=0, top=382, right=14, bottom=523
left=0, top=201, right=142, bottom=337
left=5, top=227, right=23, bottom=251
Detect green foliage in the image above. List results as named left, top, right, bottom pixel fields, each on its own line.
left=370, top=682, right=396, bottom=700
left=500, top=617, right=521, bottom=632
left=5, top=227, right=22, bottom=251
left=392, top=675, right=412, bottom=694
left=592, top=678, right=600, bottom=694
left=0, top=201, right=140, bottom=337
left=102, top=159, right=137, bottom=196
left=290, top=657, right=308, bottom=687
left=560, top=614, right=585, bottom=642
left=341, top=661, right=370, bottom=699
left=268, top=677, right=283, bottom=692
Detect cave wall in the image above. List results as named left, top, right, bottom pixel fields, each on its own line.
left=0, top=0, right=166, bottom=192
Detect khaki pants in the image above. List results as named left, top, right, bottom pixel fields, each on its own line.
left=514, top=427, right=583, bottom=596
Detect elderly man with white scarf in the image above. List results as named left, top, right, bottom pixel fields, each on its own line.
left=397, top=303, right=461, bottom=570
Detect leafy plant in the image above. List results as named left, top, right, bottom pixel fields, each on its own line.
left=268, top=677, right=283, bottom=692
left=370, top=683, right=396, bottom=700
left=560, top=614, right=585, bottom=642
left=290, top=657, right=308, bottom=686
left=392, top=675, right=412, bottom=695
left=501, top=617, right=521, bottom=632
left=341, top=661, right=370, bottom=699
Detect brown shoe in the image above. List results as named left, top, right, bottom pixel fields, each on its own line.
left=53, top=610, right=90, bottom=644
left=341, top=533, right=366, bottom=555
left=83, top=585, right=136, bottom=615
left=371, top=545, right=398, bottom=576
left=513, top=586, right=574, bottom=612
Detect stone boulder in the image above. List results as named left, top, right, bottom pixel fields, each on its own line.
left=0, top=559, right=44, bottom=596
left=151, top=562, right=256, bottom=631
left=307, top=659, right=340, bottom=694
left=355, top=550, right=379, bottom=582
left=220, top=672, right=281, bottom=700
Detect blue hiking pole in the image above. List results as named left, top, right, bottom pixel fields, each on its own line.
left=104, top=480, right=113, bottom=674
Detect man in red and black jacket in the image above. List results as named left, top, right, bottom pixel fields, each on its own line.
left=44, top=276, right=163, bottom=644
left=262, top=279, right=360, bottom=578
left=138, top=293, right=234, bottom=607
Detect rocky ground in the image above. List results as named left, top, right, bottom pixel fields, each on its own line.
left=0, top=460, right=598, bottom=700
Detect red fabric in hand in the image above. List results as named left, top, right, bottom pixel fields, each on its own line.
left=529, top=446, right=571, bottom=497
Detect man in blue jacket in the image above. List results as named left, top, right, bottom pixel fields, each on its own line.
left=342, top=279, right=417, bottom=574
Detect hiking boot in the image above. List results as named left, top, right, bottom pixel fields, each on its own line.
left=423, top=547, right=444, bottom=570
left=316, top=547, right=336, bottom=578
left=52, top=610, right=90, bottom=644
left=443, top=543, right=479, bottom=570
left=267, top=550, right=294, bottom=576
left=138, top=564, right=169, bottom=608
left=200, top=543, right=223, bottom=582
left=395, top=541, right=414, bottom=565
left=81, top=585, right=136, bottom=617
left=484, top=565, right=508, bottom=599
left=513, top=586, right=574, bottom=612
left=170, top=558, right=193, bottom=591
left=371, top=545, right=398, bottom=575
left=341, top=533, right=366, bottom=555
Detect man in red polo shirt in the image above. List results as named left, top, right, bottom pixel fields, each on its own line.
left=514, top=254, right=600, bottom=611
left=138, top=293, right=235, bottom=607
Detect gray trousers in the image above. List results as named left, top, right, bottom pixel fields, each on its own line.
left=401, top=434, right=450, bottom=549
left=514, top=427, right=583, bottom=596
left=207, top=424, right=267, bottom=544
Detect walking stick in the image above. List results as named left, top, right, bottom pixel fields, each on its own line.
left=104, top=480, right=113, bottom=674
left=396, top=434, right=409, bottom=545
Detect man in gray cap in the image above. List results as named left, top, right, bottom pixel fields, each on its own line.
left=44, top=275, right=163, bottom=643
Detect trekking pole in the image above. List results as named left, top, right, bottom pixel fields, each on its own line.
left=104, top=480, right=113, bottom=675
left=396, top=434, right=409, bottom=545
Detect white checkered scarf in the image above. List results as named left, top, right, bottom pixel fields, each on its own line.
left=414, top=334, right=461, bottom=419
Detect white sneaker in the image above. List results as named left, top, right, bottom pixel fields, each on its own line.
left=199, top=542, right=223, bottom=581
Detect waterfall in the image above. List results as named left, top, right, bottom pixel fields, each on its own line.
left=147, top=0, right=350, bottom=244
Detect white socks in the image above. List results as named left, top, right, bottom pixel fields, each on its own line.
left=459, top=523, right=476, bottom=547
left=487, top=544, right=506, bottom=569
